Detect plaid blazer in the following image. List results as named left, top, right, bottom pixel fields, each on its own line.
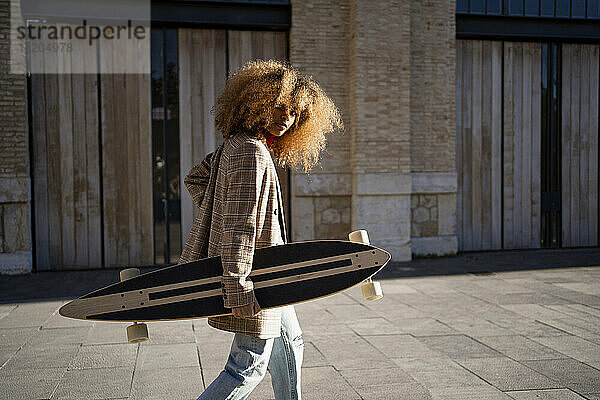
left=178, top=131, right=288, bottom=339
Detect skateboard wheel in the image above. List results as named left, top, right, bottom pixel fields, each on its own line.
left=120, top=268, right=140, bottom=282
left=349, top=230, right=370, bottom=245
left=361, top=280, right=383, bottom=301
left=126, top=323, right=149, bottom=343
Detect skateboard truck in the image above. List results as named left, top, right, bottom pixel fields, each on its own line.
left=348, top=230, right=383, bottom=301
left=120, top=268, right=150, bottom=343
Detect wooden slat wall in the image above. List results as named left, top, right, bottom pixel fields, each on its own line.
left=456, top=40, right=503, bottom=251
left=31, top=26, right=103, bottom=270
left=178, top=29, right=289, bottom=244
left=179, top=29, right=227, bottom=243
left=100, top=32, right=153, bottom=268
left=561, top=44, right=599, bottom=247
left=503, top=42, right=542, bottom=249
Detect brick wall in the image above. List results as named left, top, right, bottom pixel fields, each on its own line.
left=290, top=0, right=353, bottom=240
left=291, top=0, right=458, bottom=259
left=0, top=0, right=32, bottom=274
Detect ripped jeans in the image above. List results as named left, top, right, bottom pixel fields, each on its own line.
left=197, top=305, right=304, bottom=400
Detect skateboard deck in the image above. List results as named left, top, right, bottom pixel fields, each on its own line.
left=59, top=240, right=391, bottom=322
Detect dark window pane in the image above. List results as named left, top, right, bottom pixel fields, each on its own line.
left=588, top=0, right=600, bottom=18
left=487, top=0, right=502, bottom=14
left=556, top=0, right=571, bottom=16
left=571, top=0, right=586, bottom=17
left=456, top=0, right=469, bottom=13
left=471, top=0, right=486, bottom=13
left=508, top=0, right=524, bottom=15
left=540, top=0, right=555, bottom=16
left=525, top=0, right=540, bottom=16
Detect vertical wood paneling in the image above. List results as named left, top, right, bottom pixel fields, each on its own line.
left=503, top=42, right=542, bottom=249
left=457, top=40, right=503, bottom=251
left=178, top=29, right=227, bottom=244
left=100, top=32, right=153, bottom=267
left=31, top=31, right=102, bottom=270
left=562, top=44, right=599, bottom=247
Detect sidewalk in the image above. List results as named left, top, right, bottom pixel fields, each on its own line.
left=1, top=248, right=600, bottom=399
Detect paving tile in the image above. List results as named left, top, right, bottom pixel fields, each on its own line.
left=0, top=367, right=64, bottom=400
left=500, top=304, right=570, bottom=322
left=0, top=345, right=19, bottom=366
left=85, top=321, right=131, bottom=345
left=0, top=301, right=62, bottom=328
left=535, top=318, right=600, bottom=345
left=392, top=356, right=490, bottom=389
left=300, top=323, right=355, bottom=336
left=52, top=367, right=133, bottom=399
left=0, top=303, right=18, bottom=318
left=418, top=334, right=502, bottom=359
left=0, top=326, right=38, bottom=347
left=69, top=343, right=137, bottom=369
left=130, top=366, right=204, bottom=400
left=3, top=343, right=80, bottom=370
left=386, top=317, right=457, bottom=336
left=136, top=343, right=199, bottom=370
left=523, top=358, right=600, bottom=394
left=553, top=282, right=600, bottom=295
left=354, top=382, right=433, bottom=400
left=324, top=304, right=373, bottom=321
left=27, top=326, right=91, bottom=347
left=364, top=334, right=442, bottom=360
left=475, top=335, right=565, bottom=361
left=456, top=357, right=561, bottom=391
left=302, top=341, right=328, bottom=367
left=138, top=320, right=196, bottom=345
left=487, top=316, right=566, bottom=337
left=428, top=385, right=514, bottom=399
left=347, top=317, right=405, bottom=335
left=301, top=366, right=361, bottom=400
left=312, top=333, right=396, bottom=370
left=437, top=316, right=514, bottom=337
left=339, top=367, right=418, bottom=387
left=506, top=388, right=588, bottom=399
left=545, top=304, right=600, bottom=321
left=529, top=335, right=600, bottom=365
left=368, top=299, right=426, bottom=319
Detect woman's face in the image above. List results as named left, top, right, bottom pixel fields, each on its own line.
left=266, top=105, right=297, bottom=137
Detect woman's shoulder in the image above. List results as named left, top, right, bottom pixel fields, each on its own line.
left=224, top=132, right=270, bottom=159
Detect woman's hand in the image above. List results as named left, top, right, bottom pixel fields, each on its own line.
left=231, top=299, right=262, bottom=319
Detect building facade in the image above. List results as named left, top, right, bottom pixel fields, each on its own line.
left=0, top=0, right=598, bottom=273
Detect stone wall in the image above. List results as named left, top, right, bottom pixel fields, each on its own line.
left=0, top=0, right=32, bottom=274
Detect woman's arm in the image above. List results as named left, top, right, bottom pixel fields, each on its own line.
left=184, top=151, right=214, bottom=208
left=220, top=141, right=269, bottom=310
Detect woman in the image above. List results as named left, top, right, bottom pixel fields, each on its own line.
left=179, top=59, right=343, bottom=400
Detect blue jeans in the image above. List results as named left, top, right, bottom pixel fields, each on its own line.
left=197, top=305, right=304, bottom=400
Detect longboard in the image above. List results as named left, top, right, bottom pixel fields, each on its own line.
left=59, top=239, right=390, bottom=322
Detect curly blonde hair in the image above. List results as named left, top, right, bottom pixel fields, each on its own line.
left=212, top=59, right=344, bottom=172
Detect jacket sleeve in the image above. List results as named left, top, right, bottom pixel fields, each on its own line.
left=184, top=151, right=214, bottom=209
left=220, top=141, right=268, bottom=308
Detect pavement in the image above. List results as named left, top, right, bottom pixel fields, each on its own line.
left=1, top=247, right=600, bottom=399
